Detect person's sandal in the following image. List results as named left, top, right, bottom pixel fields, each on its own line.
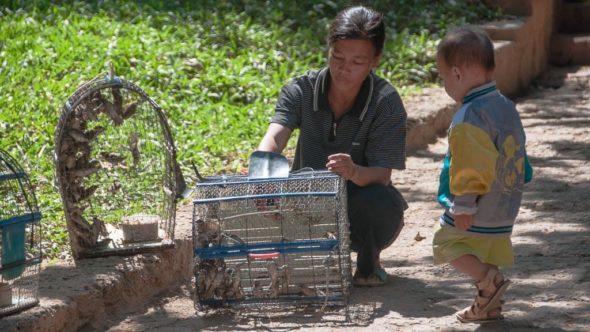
left=456, top=269, right=512, bottom=323
left=352, top=267, right=387, bottom=287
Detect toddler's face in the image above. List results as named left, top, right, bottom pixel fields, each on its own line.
left=436, top=55, right=463, bottom=103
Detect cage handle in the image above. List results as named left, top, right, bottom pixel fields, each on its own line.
left=248, top=252, right=279, bottom=260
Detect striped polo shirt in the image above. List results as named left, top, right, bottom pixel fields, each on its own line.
left=271, top=67, right=407, bottom=171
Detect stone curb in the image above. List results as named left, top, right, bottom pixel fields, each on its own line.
left=0, top=214, right=194, bottom=332
left=404, top=87, right=458, bottom=152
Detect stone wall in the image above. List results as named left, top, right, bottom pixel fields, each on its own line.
left=486, top=0, right=559, bottom=97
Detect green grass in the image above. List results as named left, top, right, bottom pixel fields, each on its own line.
left=0, top=0, right=502, bottom=258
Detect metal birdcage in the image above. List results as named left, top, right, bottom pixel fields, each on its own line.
left=54, top=71, right=184, bottom=258
left=0, top=149, right=42, bottom=317
left=192, top=170, right=352, bottom=309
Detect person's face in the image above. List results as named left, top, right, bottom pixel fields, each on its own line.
left=436, top=55, right=465, bottom=103
left=328, top=39, right=380, bottom=91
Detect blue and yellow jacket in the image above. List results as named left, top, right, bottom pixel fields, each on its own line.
left=438, top=81, right=533, bottom=235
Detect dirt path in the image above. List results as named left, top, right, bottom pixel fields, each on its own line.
left=102, top=66, right=590, bottom=331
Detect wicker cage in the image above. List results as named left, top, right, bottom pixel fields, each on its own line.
left=0, top=149, right=42, bottom=317
left=192, top=170, right=351, bottom=309
left=54, top=72, right=183, bottom=258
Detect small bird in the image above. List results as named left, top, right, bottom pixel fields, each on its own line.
left=82, top=107, right=99, bottom=122
left=267, top=262, right=280, bottom=298
left=69, top=116, right=82, bottom=130
left=70, top=166, right=100, bottom=178
left=76, top=185, right=98, bottom=201
left=68, top=129, right=89, bottom=143
left=100, top=152, right=126, bottom=165
left=105, top=101, right=124, bottom=126
left=163, top=186, right=173, bottom=197
left=122, top=101, right=140, bottom=120
left=300, top=285, right=317, bottom=297
left=280, top=265, right=290, bottom=295
left=59, top=139, right=73, bottom=153
left=323, top=256, right=336, bottom=268
left=324, top=231, right=337, bottom=240
left=108, top=88, right=124, bottom=126
left=109, top=180, right=122, bottom=194
left=65, top=155, right=77, bottom=169
left=195, top=271, right=207, bottom=297
left=229, top=264, right=244, bottom=299
left=204, top=267, right=225, bottom=299
left=221, top=233, right=245, bottom=246
left=414, top=232, right=426, bottom=241
left=252, top=279, right=265, bottom=298
left=128, top=133, right=140, bottom=166
left=196, top=219, right=221, bottom=246
left=84, top=126, right=105, bottom=141
left=196, top=234, right=211, bottom=249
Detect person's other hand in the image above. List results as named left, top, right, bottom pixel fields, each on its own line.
left=326, top=153, right=358, bottom=181
left=453, top=214, right=473, bottom=230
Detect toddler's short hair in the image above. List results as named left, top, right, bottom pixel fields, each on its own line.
left=437, top=26, right=495, bottom=71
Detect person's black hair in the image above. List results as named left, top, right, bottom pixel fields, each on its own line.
left=437, top=25, right=495, bottom=71
left=328, top=6, right=385, bottom=56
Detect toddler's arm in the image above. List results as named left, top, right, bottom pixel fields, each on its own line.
left=448, top=122, right=498, bottom=216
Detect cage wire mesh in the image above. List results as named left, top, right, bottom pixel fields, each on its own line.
left=0, top=149, right=42, bottom=317
left=54, top=71, right=182, bottom=258
left=192, top=170, right=352, bottom=310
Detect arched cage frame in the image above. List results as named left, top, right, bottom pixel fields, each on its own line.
left=54, top=73, right=182, bottom=258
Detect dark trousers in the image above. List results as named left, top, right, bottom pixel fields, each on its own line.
left=347, top=182, right=407, bottom=277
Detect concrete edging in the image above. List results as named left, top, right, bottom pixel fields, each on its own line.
left=0, top=238, right=193, bottom=332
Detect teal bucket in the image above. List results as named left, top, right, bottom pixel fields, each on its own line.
left=1, top=223, right=26, bottom=280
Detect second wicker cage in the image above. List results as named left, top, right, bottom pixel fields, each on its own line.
left=192, top=170, right=351, bottom=309
left=54, top=71, right=182, bottom=258
left=0, top=149, right=42, bottom=317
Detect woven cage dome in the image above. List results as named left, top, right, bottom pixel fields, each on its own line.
left=54, top=72, right=184, bottom=258
left=0, top=149, right=42, bottom=317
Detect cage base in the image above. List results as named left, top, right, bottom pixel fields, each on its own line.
left=0, top=298, right=38, bottom=318
left=77, top=239, right=175, bottom=259
left=0, top=284, right=11, bottom=307
left=196, top=294, right=348, bottom=310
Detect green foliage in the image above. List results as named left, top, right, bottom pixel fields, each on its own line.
left=0, top=0, right=501, bottom=258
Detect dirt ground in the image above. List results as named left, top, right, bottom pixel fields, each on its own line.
left=99, top=66, right=590, bottom=331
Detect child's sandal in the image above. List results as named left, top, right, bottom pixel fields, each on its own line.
left=456, top=269, right=512, bottom=324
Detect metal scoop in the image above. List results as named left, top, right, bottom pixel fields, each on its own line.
left=248, top=151, right=289, bottom=179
